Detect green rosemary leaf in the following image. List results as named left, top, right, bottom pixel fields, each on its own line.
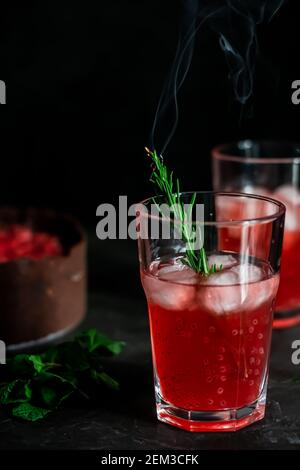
left=145, top=147, right=220, bottom=275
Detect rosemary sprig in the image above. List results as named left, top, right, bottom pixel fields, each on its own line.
left=145, top=148, right=220, bottom=275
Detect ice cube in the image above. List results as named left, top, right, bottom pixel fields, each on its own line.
left=248, top=274, right=279, bottom=311
left=216, top=190, right=272, bottom=221
left=230, top=263, right=263, bottom=284
left=275, top=185, right=300, bottom=205
left=201, top=270, right=240, bottom=286
left=198, top=263, right=278, bottom=315
left=208, top=253, right=238, bottom=270
left=158, top=262, right=198, bottom=285
left=142, top=261, right=196, bottom=310
left=199, top=267, right=244, bottom=314
left=284, top=211, right=300, bottom=230
left=274, top=185, right=300, bottom=230
left=200, top=283, right=245, bottom=314
left=242, top=186, right=270, bottom=197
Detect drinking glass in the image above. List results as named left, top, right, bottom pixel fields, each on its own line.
left=137, top=192, right=285, bottom=432
left=212, top=141, right=300, bottom=328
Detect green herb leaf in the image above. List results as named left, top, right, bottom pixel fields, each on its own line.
left=0, top=379, right=32, bottom=405
left=12, top=403, right=50, bottom=422
left=42, top=347, right=59, bottom=365
left=39, top=384, right=73, bottom=408
left=77, top=328, right=125, bottom=356
left=145, top=148, right=222, bottom=275
left=0, top=328, right=124, bottom=421
left=90, top=370, right=119, bottom=390
left=7, top=354, right=34, bottom=377
left=40, top=385, right=57, bottom=407
left=27, top=355, right=46, bottom=374
left=56, top=342, right=90, bottom=371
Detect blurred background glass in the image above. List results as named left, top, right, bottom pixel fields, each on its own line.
left=212, top=140, right=300, bottom=328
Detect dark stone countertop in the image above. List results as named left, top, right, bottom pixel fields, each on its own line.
left=0, top=237, right=300, bottom=450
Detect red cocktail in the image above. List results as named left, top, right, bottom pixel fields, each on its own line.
left=212, top=141, right=300, bottom=328
left=216, top=186, right=300, bottom=327
left=138, top=192, right=285, bottom=432
left=142, top=254, right=279, bottom=431
left=268, top=186, right=300, bottom=325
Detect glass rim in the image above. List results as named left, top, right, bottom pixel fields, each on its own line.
left=138, top=191, right=286, bottom=227
left=212, top=140, right=300, bottom=164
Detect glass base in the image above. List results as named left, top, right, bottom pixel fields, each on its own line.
left=156, top=392, right=266, bottom=432
left=273, top=308, right=300, bottom=329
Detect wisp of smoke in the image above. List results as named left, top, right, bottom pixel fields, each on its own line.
left=151, top=0, right=285, bottom=154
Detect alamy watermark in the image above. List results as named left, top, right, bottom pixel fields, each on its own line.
left=0, top=81, right=6, bottom=104
left=96, top=196, right=205, bottom=250
left=0, top=340, right=6, bottom=364
left=292, top=340, right=300, bottom=365
left=291, top=80, right=300, bottom=105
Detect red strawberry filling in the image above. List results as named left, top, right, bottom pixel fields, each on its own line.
left=0, top=224, right=62, bottom=262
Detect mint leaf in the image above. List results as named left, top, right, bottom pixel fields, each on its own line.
left=39, top=385, right=73, bottom=408
left=39, top=385, right=57, bottom=407
left=12, top=403, right=50, bottom=422
left=57, top=342, right=90, bottom=371
left=42, top=347, right=59, bottom=365
left=27, top=355, right=46, bottom=374
left=8, top=354, right=51, bottom=376
left=0, top=380, right=32, bottom=405
left=105, top=340, right=125, bottom=356
left=77, top=328, right=125, bottom=356
left=0, top=328, right=124, bottom=421
left=91, top=370, right=119, bottom=390
left=41, top=370, right=89, bottom=400
left=7, top=354, right=34, bottom=377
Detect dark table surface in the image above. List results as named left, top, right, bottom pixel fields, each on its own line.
left=1, top=236, right=300, bottom=450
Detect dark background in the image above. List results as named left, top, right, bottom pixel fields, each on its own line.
left=1, top=3, right=300, bottom=450
left=0, top=0, right=299, bottom=224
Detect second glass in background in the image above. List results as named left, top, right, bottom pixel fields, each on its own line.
left=212, top=140, right=300, bottom=329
